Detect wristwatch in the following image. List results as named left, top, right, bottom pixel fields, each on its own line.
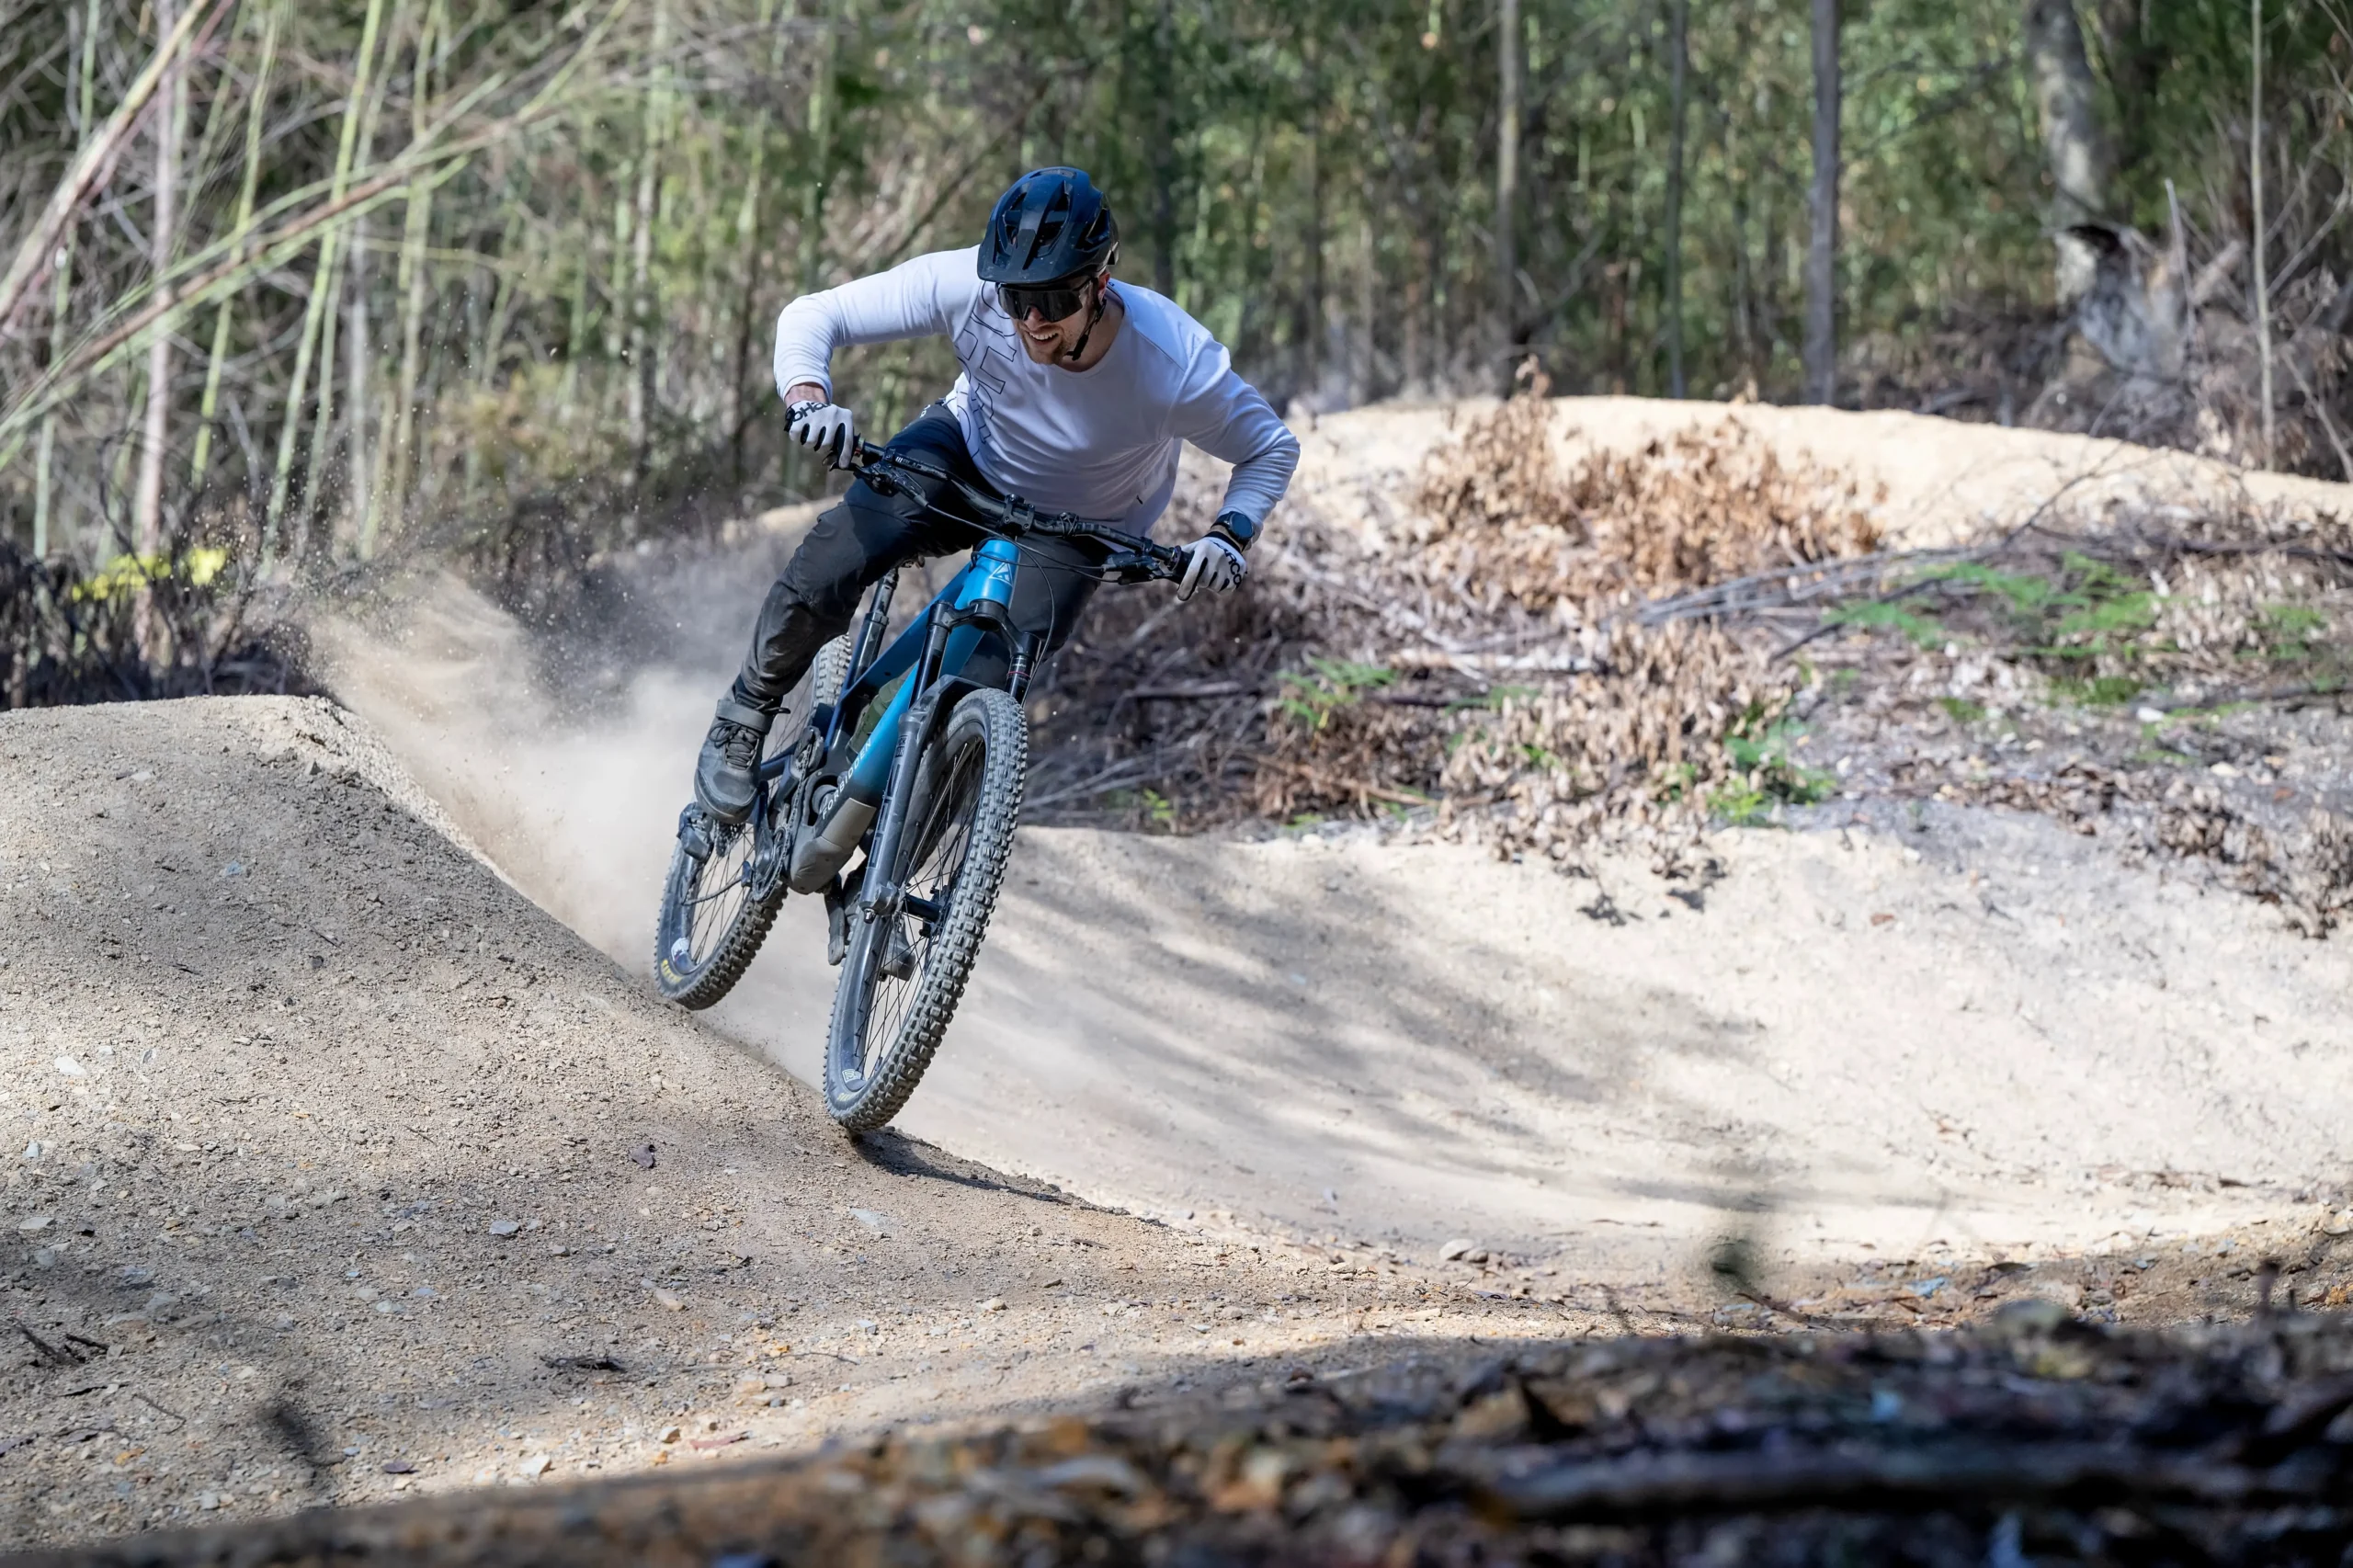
left=1211, top=510, right=1258, bottom=552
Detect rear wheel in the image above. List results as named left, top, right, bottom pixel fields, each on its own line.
left=653, top=636, right=850, bottom=1008
left=824, top=687, right=1027, bottom=1130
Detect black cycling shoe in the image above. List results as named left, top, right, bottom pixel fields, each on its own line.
left=694, top=699, right=774, bottom=826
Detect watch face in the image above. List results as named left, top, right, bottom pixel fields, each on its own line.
left=1222, top=513, right=1258, bottom=544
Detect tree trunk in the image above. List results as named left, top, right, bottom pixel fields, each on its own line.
left=2022, top=0, right=2117, bottom=303
left=342, top=218, right=373, bottom=551
left=798, top=2, right=836, bottom=299
left=135, top=0, right=188, bottom=562
left=1152, top=0, right=1176, bottom=297
left=1803, top=0, right=1841, bottom=405
left=2251, top=0, right=2274, bottom=465
left=1664, top=0, right=1689, bottom=399
left=1494, top=0, right=1521, bottom=394
left=1298, top=35, right=1324, bottom=405
left=383, top=0, right=443, bottom=548
left=192, top=0, right=280, bottom=495
left=627, top=0, right=672, bottom=506
left=730, top=0, right=785, bottom=494
left=34, top=0, right=103, bottom=561
left=266, top=0, right=389, bottom=558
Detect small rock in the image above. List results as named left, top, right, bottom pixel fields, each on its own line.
left=196, top=1491, right=224, bottom=1510
left=1438, top=1238, right=1478, bottom=1263
left=1993, top=1298, right=2071, bottom=1334
left=519, top=1453, right=551, bottom=1478
left=847, top=1208, right=892, bottom=1236
left=631, top=1144, right=657, bottom=1170
left=653, top=1289, right=685, bottom=1312
left=30, top=1248, right=56, bottom=1269
left=371, top=1300, right=398, bottom=1315
left=381, top=1460, right=415, bottom=1475
left=977, top=1298, right=1006, bottom=1313
left=53, top=1057, right=85, bottom=1078
left=117, top=1267, right=154, bottom=1288
left=657, top=1425, right=683, bottom=1444
left=16, top=1215, right=52, bottom=1234
left=488, top=1220, right=520, bottom=1238
left=411, top=1286, right=438, bottom=1299
left=272, top=1314, right=296, bottom=1332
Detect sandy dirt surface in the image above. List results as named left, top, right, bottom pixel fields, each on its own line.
left=315, top=399, right=2353, bottom=1288
left=15, top=398, right=2353, bottom=1554
left=0, top=699, right=1575, bottom=1551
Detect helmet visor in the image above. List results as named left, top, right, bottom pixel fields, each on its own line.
left=998, top=276, right=1094, bottom=324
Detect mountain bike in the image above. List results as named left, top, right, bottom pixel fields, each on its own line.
left=653, top=439, right=1188, bottom=1131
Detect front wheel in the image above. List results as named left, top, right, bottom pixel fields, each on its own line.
left=824, top=687, right=1027, bottom=1131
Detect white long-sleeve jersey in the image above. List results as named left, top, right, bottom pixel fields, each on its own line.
left=773, top=246, right=1299, bottom=537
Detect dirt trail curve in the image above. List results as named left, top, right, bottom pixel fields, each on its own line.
left=321, top=399, right=2353, bottom=1282
left=0, top=699, right=1558, bottom=1551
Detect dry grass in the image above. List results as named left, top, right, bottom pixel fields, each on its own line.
left=1040, top=390, right=1886, bottom=858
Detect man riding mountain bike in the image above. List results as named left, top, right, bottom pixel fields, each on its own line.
left=693, top=165, right=1301, bottom=825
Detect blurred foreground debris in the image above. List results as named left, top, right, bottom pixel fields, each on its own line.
left=22, top=1309, right=2353, bottom=1567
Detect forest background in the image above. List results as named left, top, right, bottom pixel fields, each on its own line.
left=0, top=0, right=2349, bottom=687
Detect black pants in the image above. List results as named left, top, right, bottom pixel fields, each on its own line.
left=729, top=404, right=1102, bottom=709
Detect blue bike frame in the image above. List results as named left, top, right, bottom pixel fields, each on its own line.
left=756, top=536, right=1022, bottom=806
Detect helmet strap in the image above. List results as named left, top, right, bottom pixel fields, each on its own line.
left=1063, top=278, right=1109, bottom=363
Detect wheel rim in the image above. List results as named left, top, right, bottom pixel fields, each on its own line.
left=839, top=732, right=985, bottom=1092
left=669, top=817, right=756, bottom=975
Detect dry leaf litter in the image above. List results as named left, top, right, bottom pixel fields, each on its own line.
left=1034, top=389, right=2353, bottom=932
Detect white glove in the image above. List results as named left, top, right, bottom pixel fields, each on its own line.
left=1176, top=533, right=1247, bottom=602
left=788, top=400, right=858, bottom=466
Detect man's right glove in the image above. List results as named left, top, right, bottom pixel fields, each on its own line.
left=787, top=400, right=858, bottom=466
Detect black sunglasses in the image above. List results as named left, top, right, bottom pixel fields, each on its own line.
left=998, top=276, right=1096, bottom=324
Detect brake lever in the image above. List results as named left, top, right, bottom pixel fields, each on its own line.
left=1098, top=549, right=1185, bottom=585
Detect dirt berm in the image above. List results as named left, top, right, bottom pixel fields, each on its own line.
left=0, top=698, right=1568, bottom=1555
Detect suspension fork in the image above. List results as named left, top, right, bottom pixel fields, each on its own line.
left=857, top=606, right=959, bottom=928
left=858, top=541, right=1020, bottom=926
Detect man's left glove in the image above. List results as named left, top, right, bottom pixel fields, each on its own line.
left=1176, top=513, right=1256, bottom=602
left=787, top=400, right=858, bottom=467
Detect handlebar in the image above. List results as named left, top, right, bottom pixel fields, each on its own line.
left=843, top=439, right=1189, bottom=585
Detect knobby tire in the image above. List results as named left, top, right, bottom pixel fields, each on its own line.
left=652, top=636, right=850, bottom=1009
left=824, top=687, right=1027, bottom=1131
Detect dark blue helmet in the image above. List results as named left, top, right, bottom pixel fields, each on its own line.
left=978, top=167, right=1120, bottom=285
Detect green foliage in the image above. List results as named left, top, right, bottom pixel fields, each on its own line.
left=1937, top=696, right=1987, bottom=723
left=1275, top=657, right=1395, bottom=731
left=3, top=0, right=2347, bottom=577
left=2051, top=674, right=2145, bottom=707
left=72, top=548, right=230, bottom=603
left=2262, top=604, right=2329, bottom=661
left=1709, top=707, right=1835, bottom=824
left=1825, top=599, right=1949, bottom=647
